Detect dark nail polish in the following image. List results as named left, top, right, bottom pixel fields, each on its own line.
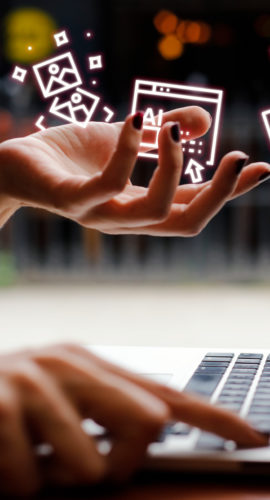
left=133, top=112, right=144, bottom=130
left=171, top=123, right=180, bottom=142
left=236, top=156, right=249, bottom=175
left=259, top=172, right=270, bottom=183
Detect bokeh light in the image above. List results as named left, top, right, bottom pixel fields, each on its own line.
left=4, top=8, right=57, bottom=64
left=154, top=10, right=178, bottom=35
left=158, top=34, right=184, bottom=60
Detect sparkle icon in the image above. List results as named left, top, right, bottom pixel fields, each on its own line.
left=54, top=30, right=69, bottom=47
left=12, top=66, right=27, bottom=83
left=88, top=55, right=103, bottom=70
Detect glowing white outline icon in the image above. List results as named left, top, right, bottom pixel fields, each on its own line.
left=131, top=79, right=223, bottom=183
left=49, top=87, right=100, bottom=127
left=185, top=159, right=204, bottom=183
left=54, top=30, right=69, bottom=47
left=103, top=106, right=114, bottom=122
left=12, top=66, right=27, bottom=83
left=33, top=52, right=82, bottom=99
left=262, top=110, right=270, bottom=145
left=88, top=55, right=103, bottom=70
left=35, top=115, right=46, bottom=131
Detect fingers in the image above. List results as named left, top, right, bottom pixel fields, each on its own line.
left=93, top=122, right=183, bottom=227
left=15, top=362, right=106, bottom=486
left=172, top=162, right=270, bottom=206
left=62, top=345, right=267, bottom=448
left=0, top=379, right=39, bottom=496
left=48, top=113, right=144, bottom=214
left=119, top=151, right=249, bottom=236
left=160, top=389, right=267, bottom=447
left=229, top=162, right=270, bottom=199
left=33, top=346, right=168, bottom=482
left=140, top=106, right=212, bottom=152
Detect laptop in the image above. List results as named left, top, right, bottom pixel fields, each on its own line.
left=87, top=346, right=270, bottom=475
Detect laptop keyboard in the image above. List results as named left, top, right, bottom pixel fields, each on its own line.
left=162, top=352, right=270, bottom=450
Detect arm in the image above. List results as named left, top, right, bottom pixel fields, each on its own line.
left=0, top=343, right=266, bottom=495
left=0, top=107, right=268, bottom=235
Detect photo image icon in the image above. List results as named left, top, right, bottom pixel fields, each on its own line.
left=32, top=52, right=83, bottom=99
left=49, top=87, right=100, bottom=127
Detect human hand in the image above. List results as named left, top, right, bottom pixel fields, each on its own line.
left=0, top=343, right=266, bottom=495
left=0, top=107, right=269, bottom=234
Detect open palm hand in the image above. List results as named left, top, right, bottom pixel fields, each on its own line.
left=0, top=107, right=269, bottom=235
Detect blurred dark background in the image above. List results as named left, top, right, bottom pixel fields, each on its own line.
left=1, top=0, right=270, bottom=284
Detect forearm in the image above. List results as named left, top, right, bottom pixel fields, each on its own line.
left=0, top=156, right=20, bottom=227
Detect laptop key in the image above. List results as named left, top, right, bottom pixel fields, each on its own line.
left=195, top=432, right=225, bottom=450
left=206, top=353, right=234, bottom=358
left=204, top=356, right=233, bottom=362
left=195, top=367, right=227, bottom=374
left=200, top=362, right=230, bottom=368
left=238, top=353, right=263, bottom=359
left=235, top=359, right=261, bottom=365
left=184, top=373, right=223, bottom=398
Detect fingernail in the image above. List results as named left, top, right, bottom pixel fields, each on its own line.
left=132, top=111, right=144, bottom=130
left=235, top=155, right=249, bottom=175
left=258, top=171, right=270, bottom=183
left=170, top=123, right=180, bottom=142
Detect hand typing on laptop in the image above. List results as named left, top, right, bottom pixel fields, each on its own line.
left=0, top=106, right=269, bottom=234
left=0, top=343, right=266, bottom=495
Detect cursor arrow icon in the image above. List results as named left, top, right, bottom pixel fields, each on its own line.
left=184, top=159, right=205, bottom=183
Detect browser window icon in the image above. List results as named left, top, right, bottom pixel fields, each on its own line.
left=131, top=79, right=224, bottom=183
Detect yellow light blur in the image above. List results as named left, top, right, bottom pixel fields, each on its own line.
left=158, top=34, right=184, bottom=60
left=154, top=10, right=178, bottom=35
left=4, top=8, right=57, bottom=64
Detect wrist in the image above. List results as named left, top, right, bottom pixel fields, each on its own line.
left=0, top=194, right=20, bottom=227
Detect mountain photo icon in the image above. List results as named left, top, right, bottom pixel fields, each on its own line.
left=33, top=52, right=82, bottom=99
left=49, top=87, right=100, bottom=127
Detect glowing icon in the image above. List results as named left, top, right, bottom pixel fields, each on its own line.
left=103, top=106, right=114, bottom=122
left=131, top=79, right=223, bottom=183
left=12, top=65, right=27, bottom=83
left=54, top=30, right=69, bottom=47
left=88, top=55, right=103, bottom=70
left=35, top=115, right=46, bottom=131
left=33, top=52, right=82, bottom=98
left=11, top=28, right=115, bottom=130
left=185, top=159, right=204, bottom=183
left=261, top=110, right=270, bottom=145
left=49, top=87, right=100, bottom=127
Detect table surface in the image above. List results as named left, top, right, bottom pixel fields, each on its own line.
left=1, top=283, right=270, bottom=498
left=0, top=282, right=270, bottom=351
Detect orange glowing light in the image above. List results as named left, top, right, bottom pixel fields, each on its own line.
left=185, top=21, right=201, bottom=43
left=176, top=20, right=189, bottom=43
left=198, top=22, right=212, bottom=44
left=158, top=34, right=184, bottom=60
left=154, top=10, right=178, bottom=35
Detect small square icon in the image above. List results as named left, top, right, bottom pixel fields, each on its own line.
left=12, top=66, right=27, bottom=83
left=54, top=30, right=69, bottom=47
left=88, top=55, right=103, bottom=70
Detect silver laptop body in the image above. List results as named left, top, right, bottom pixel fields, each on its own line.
left=88, top=346, right=270, bottom=475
